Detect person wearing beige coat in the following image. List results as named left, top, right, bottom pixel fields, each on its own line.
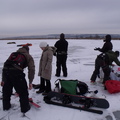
left=36, top=42, right=56, bottom=95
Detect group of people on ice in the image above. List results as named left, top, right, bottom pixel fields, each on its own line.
left=90, top=34, right=120, bottom=90
left=1, top=33, right=68, bottom=114
left=1, top=33, right=120, bottom=114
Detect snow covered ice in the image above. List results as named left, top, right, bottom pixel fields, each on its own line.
left=0, top=39, right=120, bottom=120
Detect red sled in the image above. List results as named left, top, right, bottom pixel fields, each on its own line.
left=105, top=80, right=120, bottom=94
left=17, top=43, right=32, bottom=47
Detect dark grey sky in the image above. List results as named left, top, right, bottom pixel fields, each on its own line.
left=0, top=0, right=120, bottom=37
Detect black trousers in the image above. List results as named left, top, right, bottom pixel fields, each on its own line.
left=39, top=77, right=51, bottom=93
left=90, top=56, right=111, bottom=84
left=56, top=55, right=67, bottom=76
left=2, top=69, right=30, bottom=113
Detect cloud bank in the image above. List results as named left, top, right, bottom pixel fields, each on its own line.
left=0, top=0, right=120, bottom=37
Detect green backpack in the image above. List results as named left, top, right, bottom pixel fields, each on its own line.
left=54, top=79, right=88, bottom=95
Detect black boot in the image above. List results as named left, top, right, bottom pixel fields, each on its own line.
left=42, top=80, right=51, bottom=95
left=36, top=77, right=45, bottom=94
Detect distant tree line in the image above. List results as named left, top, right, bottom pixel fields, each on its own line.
left=0, top=34, right=120, bottom=40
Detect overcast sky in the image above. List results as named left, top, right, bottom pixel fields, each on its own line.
left=0, top=0, right=120, bottom=37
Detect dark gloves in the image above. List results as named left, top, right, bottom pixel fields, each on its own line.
left=53, top=52, right=56, bottom=56
left=94, top=47, right=101, bottom=51
left=0, top=81, right=4, bottom=86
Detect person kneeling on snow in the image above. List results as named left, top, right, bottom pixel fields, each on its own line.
left=90, top=50, right=120, bottom=86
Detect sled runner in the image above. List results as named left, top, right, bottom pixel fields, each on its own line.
left=29, top=98, right=40, bottom=108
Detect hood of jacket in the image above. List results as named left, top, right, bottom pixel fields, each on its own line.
left=43, top=46, right=57, bottom=54
left=17, top=47, right=29, bottom=54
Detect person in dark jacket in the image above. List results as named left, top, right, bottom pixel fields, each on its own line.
left=90, top=51, right=120, bottom=85
left=54, top=33, right=68, bottom=77
left=1, top=45, right=35, bottom=114
left=94, top=34, right=113, bottom=53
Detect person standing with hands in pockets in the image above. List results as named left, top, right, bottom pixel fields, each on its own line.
left=36, top=42, right=56, bottom=95
left=54, top=33, right=68, bottom=77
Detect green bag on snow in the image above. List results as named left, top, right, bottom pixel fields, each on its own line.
left=54, top=79, right=88, bottom=95
left=60, top=80, right=78, bottom=95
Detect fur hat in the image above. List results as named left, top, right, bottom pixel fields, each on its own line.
left=39, top=42, right=47, bottom=48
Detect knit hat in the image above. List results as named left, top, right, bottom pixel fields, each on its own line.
left=39, top=42, right=47, bottom=48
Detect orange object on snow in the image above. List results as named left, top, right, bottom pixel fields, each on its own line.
left=17, top=43, right=32, bottom=47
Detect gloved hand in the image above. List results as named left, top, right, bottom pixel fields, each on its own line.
left=94, top=47, right=100, bottom=51
left=53, top=53, right=56, bottom=56
left=0, top=81, right=4, bottom=86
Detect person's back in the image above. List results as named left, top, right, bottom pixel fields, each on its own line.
left=1, top=45, right=35, bottom=114
left=100, top=42, right=113, bottom=53
left=54, top=33, right=68, bottom=77
left=55, top=33, right=68, bottom=54
left=16, top=46, right=35, bottom=82
left=106, top=50, right=120, bottom=66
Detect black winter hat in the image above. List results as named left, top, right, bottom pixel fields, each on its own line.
left=60, top=33, right=65, bottom=39
left=104, top=34, right=111, bottom=42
